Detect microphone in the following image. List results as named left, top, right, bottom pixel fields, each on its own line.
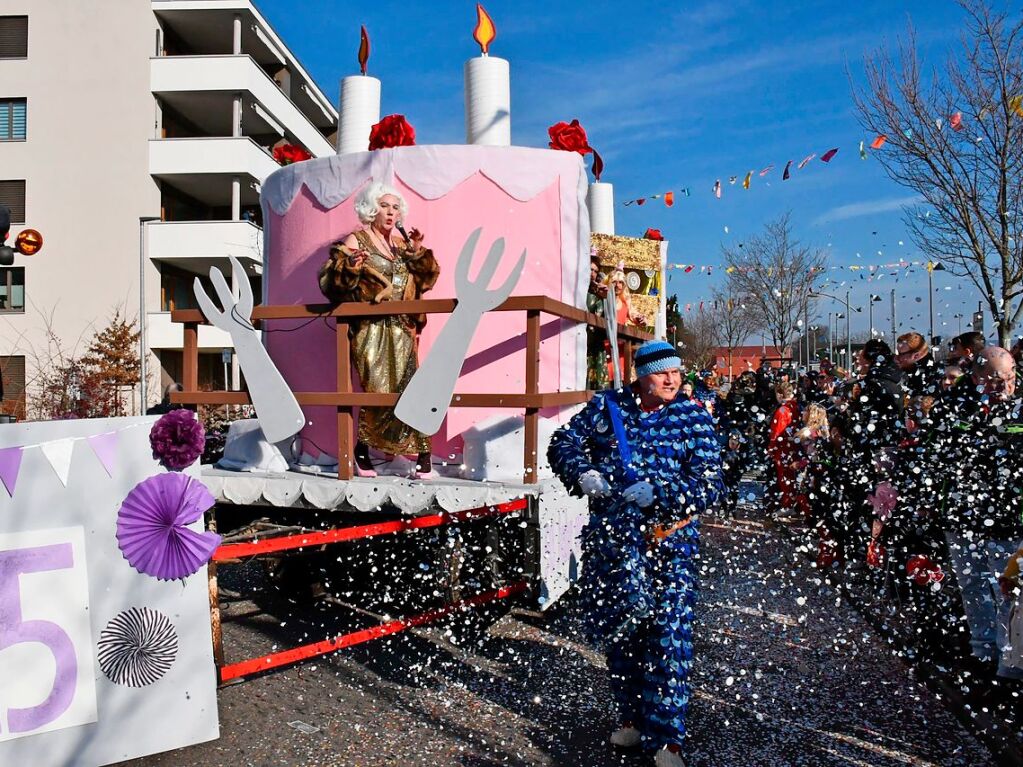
left=395, top=221, right=413, bottom=246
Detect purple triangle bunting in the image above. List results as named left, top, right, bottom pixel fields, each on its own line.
left=87, top=431, right=120, bottom=478
left=0, top=446, right=24, bottom=497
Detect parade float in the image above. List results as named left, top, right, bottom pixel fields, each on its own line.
left=0, top=10, right=661, bottom=765
left=168, top=8, right=658, bottom=685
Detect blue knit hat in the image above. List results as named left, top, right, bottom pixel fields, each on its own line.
left=634, top=340, right=682, bottom=378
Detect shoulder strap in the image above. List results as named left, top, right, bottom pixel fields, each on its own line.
left=605, top=391, right=638, bottom=482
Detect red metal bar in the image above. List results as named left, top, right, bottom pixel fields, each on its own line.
left=212, top=498, right=529, bottom=561
left=218, top=581, right=528, bottom=682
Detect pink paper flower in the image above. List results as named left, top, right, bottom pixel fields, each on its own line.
left=150, top=409, right=205, bottom=470
left=867, top=480, right=898, bottom=521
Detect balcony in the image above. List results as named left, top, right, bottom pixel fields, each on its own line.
left=147, top=220, right=263, bottom=274
left=150, top=55, right=334, bottom=157
left=150, top=136, right=280, bottom=178
left=147, top=311, right=234, bottom=350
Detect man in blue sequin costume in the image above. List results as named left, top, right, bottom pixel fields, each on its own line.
left=548, top=340, right=721, bottom=767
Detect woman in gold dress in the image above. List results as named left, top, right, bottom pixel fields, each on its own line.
left=318, top=182, right=440, bottom=477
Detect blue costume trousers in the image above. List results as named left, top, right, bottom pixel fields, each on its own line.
left=605, top=522, right=699, bottom=749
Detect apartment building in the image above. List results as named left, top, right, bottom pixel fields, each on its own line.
left=0, top=0, right=337, bottom=417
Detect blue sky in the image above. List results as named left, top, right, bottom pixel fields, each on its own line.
left=259, top=0, right=982, bottom=342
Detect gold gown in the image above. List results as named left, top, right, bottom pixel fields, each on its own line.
left=318, top=229, right=439, bottom=455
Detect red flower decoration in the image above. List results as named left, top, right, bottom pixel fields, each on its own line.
left=866, top=539, right=886, bottom=569
left=548, top=119, right=592, bottom=155
left=273, top=143, right=312, bottom=166
left=906, top=555, right=945, bottom=586
left=548, top=119, right=604, bottom=181
left=368, top=114, right=416, bottom=150
left=644, top=228, right=664, bottom=241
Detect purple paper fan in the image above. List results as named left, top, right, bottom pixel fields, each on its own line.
left=116, top=472, right=221, bottom=581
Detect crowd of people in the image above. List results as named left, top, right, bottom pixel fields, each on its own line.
left=708, top=331, right=1023, bottom=680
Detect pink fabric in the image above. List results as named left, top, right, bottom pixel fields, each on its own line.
left=262, top=147, right=588, bottom=460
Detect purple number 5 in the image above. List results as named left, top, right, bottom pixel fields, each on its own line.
left=0, top=543, right=78, bottom=734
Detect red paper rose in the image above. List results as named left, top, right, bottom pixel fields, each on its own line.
left=368, top=114, right=416, bottom=150
left=548, top=119, right=592, bottom=155
left=273, top=143, right=312, bottom=166
left=644, top=228, right=664, bottom=241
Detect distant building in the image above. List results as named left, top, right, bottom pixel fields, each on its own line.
left=0, top=0, right=337, bottom=417
left=712, top=344, right=792, bottom=379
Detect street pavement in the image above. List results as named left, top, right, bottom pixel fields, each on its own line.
left=122, top=502, right=997, bottom=767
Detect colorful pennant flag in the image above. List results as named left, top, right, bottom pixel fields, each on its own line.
left=797, top=153, right=815, bottom=169
left=0, top=446, right=23, bottom=497
left=742, top=171, right=752, bottom=189
left=713, top=180, right=721, bottom=198
left=820, top=148, right=839, bottom=162
left=87, top=431, right=120, bottom=478
left=870, top=134, right=887, bottom=149
left=950, top=112, right=964, bottom=131
left=40, top=438, right=75, bottom=487
left=664, top=191, right=674, bottom=207
left=782, top=160, right=792, bottom=180
left=758, top=164, right=774, bottom=176
left=860, top=140, right=867, bottom=159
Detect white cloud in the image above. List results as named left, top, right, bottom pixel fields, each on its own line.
left=813, top=194, right=923, bottom=225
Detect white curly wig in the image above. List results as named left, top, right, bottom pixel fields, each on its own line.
left=354, top=182, right=409, bottom=225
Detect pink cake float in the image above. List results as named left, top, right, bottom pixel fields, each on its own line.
left=259, top=145, right=592, bottom=468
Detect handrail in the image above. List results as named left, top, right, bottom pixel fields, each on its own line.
left=170, top=294, right=653, bottom=482
left=169, top=295, right=652, bottom=339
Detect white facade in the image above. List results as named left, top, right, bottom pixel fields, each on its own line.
left=0, top=0, right=337, bottom=416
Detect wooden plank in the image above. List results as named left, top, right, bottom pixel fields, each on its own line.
left=523, top=309, right=540, bottom=484
left=182, top=322, right=199, bottom=393
left=170, top=297, right=653, bottom=342
left=336, top=321, right=353, bottom=480
left=170, top=389, right=595, bottom=409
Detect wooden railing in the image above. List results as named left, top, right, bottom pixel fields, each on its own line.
left=170, top=295, right=652, bottom=483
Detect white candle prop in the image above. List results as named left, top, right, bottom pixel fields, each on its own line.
left=337, top=74, right=381, bottom=155
left=587, top=181, right=615, bottom=235
left=464, top=56, right=511, bottom=146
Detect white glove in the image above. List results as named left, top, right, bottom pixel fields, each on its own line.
left=622, top=480, right=655, bottom=508
left=579, top=470, right=612, bottom=498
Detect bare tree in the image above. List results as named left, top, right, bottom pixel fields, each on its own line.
left=851, top=1, right=1023, bottom=346
left=710, top=285, right=760, bottom=378
left=678, top=308, right=720, bottom=370
left=722, top=213, right=825, bottom=353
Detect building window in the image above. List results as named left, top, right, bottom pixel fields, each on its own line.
left=0, top=180, right=25, bottom=224
left=0, top=98, right=26, bottom=141
left=0, top=267, right=24, bottom=313
left=0, top=355, right=26, bottom=420
left=0, top=16, right=28, bottom=59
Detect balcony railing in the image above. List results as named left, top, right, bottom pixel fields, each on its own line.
left=149, top=136, right=279, bottom=179
left=150, top=55, right=334, bottom=156
left=147, top=220, right=263, bottom=264
left=170, top=296, right=653, bottom=483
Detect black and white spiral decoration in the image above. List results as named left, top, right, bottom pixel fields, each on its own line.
left=98, top=607, right=178, bottom=687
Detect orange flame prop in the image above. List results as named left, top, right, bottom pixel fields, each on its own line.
left=473, top=4, right=496, bottom=55
left=358, top=25, right=370, bottom=75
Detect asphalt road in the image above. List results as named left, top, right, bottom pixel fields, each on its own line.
left=122, top=504, right=996, bottom=767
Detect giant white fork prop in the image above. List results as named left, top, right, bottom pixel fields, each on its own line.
left=193, top=256, right=305, bottom=444
left=395, top=228, right=525, bottom=436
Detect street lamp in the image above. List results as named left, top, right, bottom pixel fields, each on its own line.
left=813, top=291, right=860, bottom=365
left=868, top=294, right=882, bottom=338
left=139, top=216, right=160, bottom=415
left=927, top=261, right=946, bottom=345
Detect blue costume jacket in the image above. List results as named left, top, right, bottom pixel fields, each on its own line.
left=547, top=386, right=722, bottom=749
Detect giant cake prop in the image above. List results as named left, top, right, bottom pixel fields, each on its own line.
left=260, top=145, right=591, bottom=464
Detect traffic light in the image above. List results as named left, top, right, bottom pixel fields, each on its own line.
left=0, top=204, right=13, bottom=266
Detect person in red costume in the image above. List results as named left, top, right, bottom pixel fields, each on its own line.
left=766, top=380, right=800, bottom=515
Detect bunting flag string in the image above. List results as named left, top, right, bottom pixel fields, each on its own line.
left=620, top=102, right=1023, bottom=207
left=0, top=424, right=135, bottom=497
left=666, top=258, right=941, bottom=276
